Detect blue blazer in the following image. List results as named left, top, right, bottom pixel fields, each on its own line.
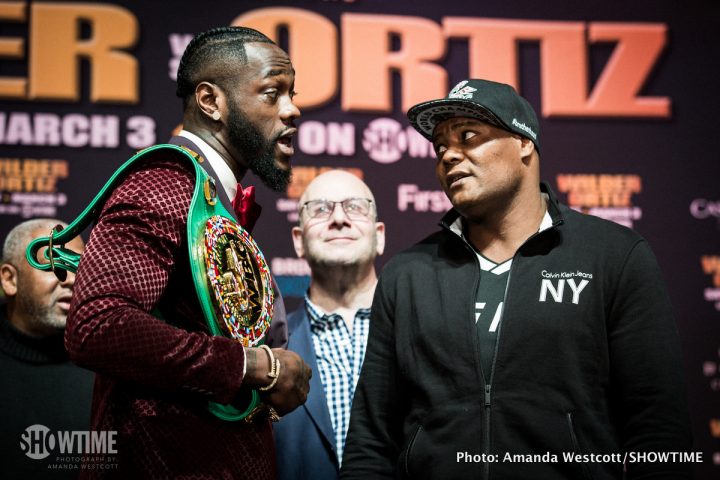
left=274, top=305, right=339, bottom=480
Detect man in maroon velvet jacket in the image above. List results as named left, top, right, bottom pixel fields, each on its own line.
left=66, top=27, right=311, bottom=479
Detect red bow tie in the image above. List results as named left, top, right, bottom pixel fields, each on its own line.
left=231, top=184, right=262, bottom=233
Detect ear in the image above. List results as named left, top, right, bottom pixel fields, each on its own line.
left=291, top=226, right=305, bottom=259
left=0, top=263, right=18, bottom=298
left=519, top=136, right=535, bottom=162
left=195, top=81, right=224, bottom=122
left=374, top=222, right=386, bottom=256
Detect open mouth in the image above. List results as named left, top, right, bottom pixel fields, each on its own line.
left=276, top=129, right=296, bottom=157
left=447, top=171, right=471, bottom=188
left=56, top=295, right=72, bottom=312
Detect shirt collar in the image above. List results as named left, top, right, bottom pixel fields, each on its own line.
left=538, top=207, right=553, bottom=232
left=179, top=129, right=237, bottom=200
left=449, top=194, right=553, bottom=238
left=304, top=294, right=370, bottom=329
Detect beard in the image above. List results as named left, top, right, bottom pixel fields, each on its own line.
left=16, top=292, right=65, bottom=333
left=227, top=106, right=291, bottom=192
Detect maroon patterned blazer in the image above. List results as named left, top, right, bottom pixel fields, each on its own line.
left=66, top=136, right=287, bottom=479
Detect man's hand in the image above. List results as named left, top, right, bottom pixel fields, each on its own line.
left=244, top=347, right=312, bottom=416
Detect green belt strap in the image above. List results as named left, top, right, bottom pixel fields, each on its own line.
left=25, top=144, right=265, bottom=422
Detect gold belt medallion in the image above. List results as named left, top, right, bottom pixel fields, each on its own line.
left=204, top=215, right=273, bottom=346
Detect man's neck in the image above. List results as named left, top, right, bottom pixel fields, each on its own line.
left=307, top=263, right=377, bottom=331
left=5, top=303, right=59, bottom=338
left=465, top=189, right=547, bottom=263
left=183, top=124, right=247, bottom=182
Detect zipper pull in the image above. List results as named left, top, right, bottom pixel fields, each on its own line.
left=484, top=384, right=491, bottom=407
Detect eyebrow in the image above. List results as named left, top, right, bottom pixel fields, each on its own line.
left=433, top=120, right=484, bottom=142
left=266, top=69, right=291, bottom=78
left=449, top=120, right=483, bottom=132
left=264, top=61, right=296, bottom=78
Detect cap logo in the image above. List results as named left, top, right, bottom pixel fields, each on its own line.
left=511, top=118, right=537, bottom=140
left=448, top=80, right=476, bottom=100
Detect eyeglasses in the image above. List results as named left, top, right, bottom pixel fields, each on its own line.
left=300, top=198, right=374, bottom=220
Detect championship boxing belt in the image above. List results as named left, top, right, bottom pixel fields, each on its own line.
left=25, top=144, right=274, bottom=422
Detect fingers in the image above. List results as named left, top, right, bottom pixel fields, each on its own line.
left=258, top=349, right=313, bottom=415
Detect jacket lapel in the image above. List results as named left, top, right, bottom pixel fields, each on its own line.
left=168, top=135, right=237, bottom=219
left=289, top=309, right=337, bottom=457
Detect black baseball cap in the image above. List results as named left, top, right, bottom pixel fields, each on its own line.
left=407, top=79, right=540, bottom=151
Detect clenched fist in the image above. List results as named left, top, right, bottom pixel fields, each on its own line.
left=244, top=346, right=312, bottom=416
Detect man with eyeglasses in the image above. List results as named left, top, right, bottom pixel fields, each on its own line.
left=274, top=170, right=385, bottom=480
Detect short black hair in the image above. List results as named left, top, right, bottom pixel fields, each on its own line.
left=175, top=26, right=275, bottom=106
left=2, top=218, right=67, bottom=266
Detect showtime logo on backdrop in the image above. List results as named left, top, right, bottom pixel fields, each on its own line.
left=288, top=118, right=434, bottom=163
left=218, top=118, right=433, bottom=164
left=362, top=118, right=434, bottom=163
left=556, top=174, right=642, bottom=228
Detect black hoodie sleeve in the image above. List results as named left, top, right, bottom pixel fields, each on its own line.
left=608, top=240, right=693, bottom=479
left=341, top=273, right=404, bottom=479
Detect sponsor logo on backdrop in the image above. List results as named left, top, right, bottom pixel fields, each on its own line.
left=0, top=158, right=69, bottom=218
left=0, top=112, right=155, bottom=149
left=701, top=255, right=720, bottom=311
left=271, top=258, right=310, bottom=277
left=556, top=174, right=642, bottom=228
left=270, top=257, right=311, bottom=299
left=19, top=424, right=118, bottom=470
left=397, top=184, right=451, bottom=213
left=690, top=198, right=720, bottom=226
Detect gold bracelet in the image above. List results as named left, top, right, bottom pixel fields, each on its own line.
left=258, top=345, right=281, bottom=392
left=267, top=405, right=281, bottom=422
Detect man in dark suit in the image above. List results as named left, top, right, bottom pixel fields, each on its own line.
left=66, top=27, right=311, bottom=479
left=274, top=170, right=385, bottom=480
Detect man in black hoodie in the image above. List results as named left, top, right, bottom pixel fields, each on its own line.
left=341, top=79, right=692, bottom=479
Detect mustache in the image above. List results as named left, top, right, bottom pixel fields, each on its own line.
left=272, top=125, right=296, bottom=143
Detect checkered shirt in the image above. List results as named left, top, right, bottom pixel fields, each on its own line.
left=305, top=295, right=370, bottom=465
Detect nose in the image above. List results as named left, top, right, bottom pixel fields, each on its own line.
left=440, top=145, right=463, bottom=165
left=280, top=95, right=301, bottom=123
left=59, top=269, right=76, bottom=289
left=328, top=202, right=350, bottom=225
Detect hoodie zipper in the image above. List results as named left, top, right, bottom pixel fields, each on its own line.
left=443, top=208, right=562, bottom=480
left=454, top=233, right=496, bottom=480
